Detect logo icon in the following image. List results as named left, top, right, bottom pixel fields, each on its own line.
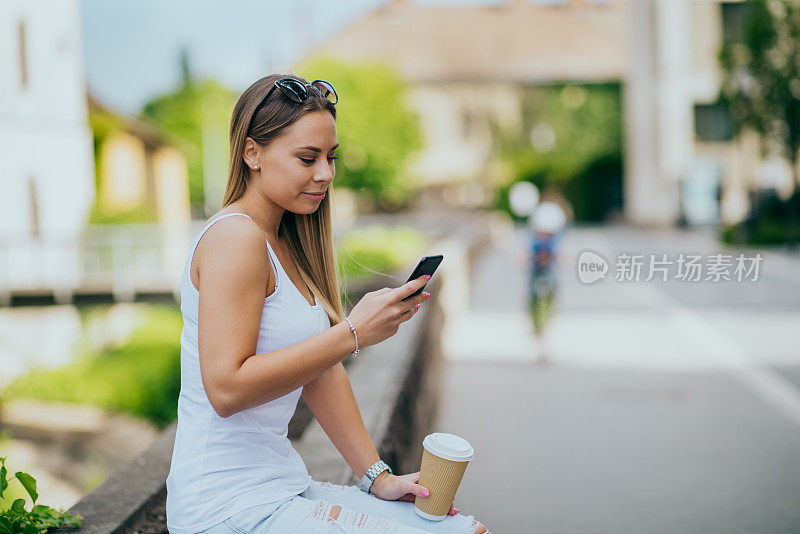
left=577, top=251, right=608, bottom=284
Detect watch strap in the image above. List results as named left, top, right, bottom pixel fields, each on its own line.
left=359, top=460, right=392, bottom=494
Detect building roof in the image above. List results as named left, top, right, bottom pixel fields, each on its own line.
left=305, top=0, right=629, bottom=84
left=87, top=93, right=191, bottom=152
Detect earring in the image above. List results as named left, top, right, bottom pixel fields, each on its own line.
left=253, top=164, right=259, bottom=169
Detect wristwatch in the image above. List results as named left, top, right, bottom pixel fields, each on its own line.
left=359, top=460, right=393, bottom=494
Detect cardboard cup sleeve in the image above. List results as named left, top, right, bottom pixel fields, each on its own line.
left=415, top=433, right=474, bottom=521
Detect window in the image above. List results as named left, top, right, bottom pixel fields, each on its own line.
left=694, top=102, right=734, bottom=142
left=721, top=2, right=744, bottom=44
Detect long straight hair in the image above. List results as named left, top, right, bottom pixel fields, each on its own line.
left=222, top=74, right=344, bottom=325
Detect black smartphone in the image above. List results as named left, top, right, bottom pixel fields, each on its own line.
left=401, top=255, right=443, bottom=300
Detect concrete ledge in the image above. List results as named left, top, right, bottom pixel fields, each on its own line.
left=52, top=210, right=494, bottom=533
left=51, top=423, right=176, bottom=533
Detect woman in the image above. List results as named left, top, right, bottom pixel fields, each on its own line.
left=165, top=74, right=490, bottom=534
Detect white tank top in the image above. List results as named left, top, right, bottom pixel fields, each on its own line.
left=166, top=213, right=331, bottom=534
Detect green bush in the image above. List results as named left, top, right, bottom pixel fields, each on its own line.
left=722, top=218, right=800, bottom=245
left=564, top=154, right=623, bottom=222
left=1, top=306, right=181, bottom=430
left=491, top=83, right=623, bottom=222
left=721, top=190, right=800, bottom=245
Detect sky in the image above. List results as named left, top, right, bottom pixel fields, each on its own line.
left=79, top=0, right=572, bottom=115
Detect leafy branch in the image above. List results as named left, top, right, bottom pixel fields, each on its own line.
left=0, top=457, right=81, bottom=533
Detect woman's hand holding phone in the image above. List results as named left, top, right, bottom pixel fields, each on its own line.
left=344, top=276, right=430, bottom=348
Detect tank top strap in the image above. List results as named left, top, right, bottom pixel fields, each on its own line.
left=263, top=235, right=314, bottom=306
left=263, top=235, right=283, bottom=291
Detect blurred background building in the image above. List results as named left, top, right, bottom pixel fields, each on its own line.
left=0, top=0, right=95, bottom=301
left=307, top=0, right=759, bottom=227
left=306, top=0, right=627, bottom=210
left=88, top=96, right=190, bottom=227
left=0, top=0, right=190, bottom=305
left=2, top=1, right=799, bottom=528
left=628, top=0, right=760, bottom=227
left=307, top=0, right=628, bottom=212
left=0, top=0, right=778, bottom=305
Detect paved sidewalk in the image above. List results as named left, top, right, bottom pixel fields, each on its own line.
left=433, top=221, right=800, bottom=534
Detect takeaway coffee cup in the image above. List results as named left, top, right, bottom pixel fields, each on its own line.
left=414, top=432, right=474, bottom=521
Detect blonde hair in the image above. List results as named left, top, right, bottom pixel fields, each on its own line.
left=223, top=74, right=344, bottom=325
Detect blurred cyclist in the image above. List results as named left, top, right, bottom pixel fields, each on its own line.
left=527, top=201, right=567, bottom=337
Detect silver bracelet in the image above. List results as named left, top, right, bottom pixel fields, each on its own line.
left=343, top=316, right=359, bottom=357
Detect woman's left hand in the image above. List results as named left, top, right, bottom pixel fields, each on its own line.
left=369, top=471, right=459, bottom=516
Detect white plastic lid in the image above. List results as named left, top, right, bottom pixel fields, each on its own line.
left=423, top=433, right=474, bottom=462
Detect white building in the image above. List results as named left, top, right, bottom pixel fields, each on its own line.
left=626, top=0, right=757, bottom=226
left=305, top=0, right=761, bottom=226
left=0, top=0, right=95, bottom=297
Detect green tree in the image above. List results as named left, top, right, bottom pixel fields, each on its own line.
left=492, top=83, right=623, bottom=221
left=294, top=57, right=422, bottom=209
left=719, top=0, right=800, bottom=244
left=141, top=49, right=235, bottom=215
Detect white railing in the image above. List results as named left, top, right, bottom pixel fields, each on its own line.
left=0, top=222, right=203, bottom=304
left=0, top=211, right=458, bottom=305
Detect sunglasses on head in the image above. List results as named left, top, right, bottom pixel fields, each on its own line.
left=260, top=78, right=338, bottom=107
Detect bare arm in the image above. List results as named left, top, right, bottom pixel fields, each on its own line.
left=196, top=218, right=355, bottom=418
left=195, top=217, right=430, bottom=418
left=301, top=361, right=380, bottom=480
left=302, top=348, right=453, bottom=514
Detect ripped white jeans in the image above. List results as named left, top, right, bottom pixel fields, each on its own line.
left=198, top=479, right=480, bottom=534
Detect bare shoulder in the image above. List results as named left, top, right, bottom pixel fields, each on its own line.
left=193, top=215, right=268, bottom=291
left=198, top=215, right=265, bottom=257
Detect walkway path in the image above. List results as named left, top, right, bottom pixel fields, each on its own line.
left=434, top=220, right=800, bottom=534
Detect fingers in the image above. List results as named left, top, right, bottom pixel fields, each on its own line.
left=392, top=275, right=429, bottom=302
left=399, top=303, right=418, bottom=317
left=416, top=491, right=458, bottom=517
left=398, top=299, right=423, bottom=321
left=399, top=288, right=430, bottom=318
left=410, top=290, right=430, bottom=307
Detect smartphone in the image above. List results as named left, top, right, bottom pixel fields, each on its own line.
left=402, top=255, right=443, bottom=300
